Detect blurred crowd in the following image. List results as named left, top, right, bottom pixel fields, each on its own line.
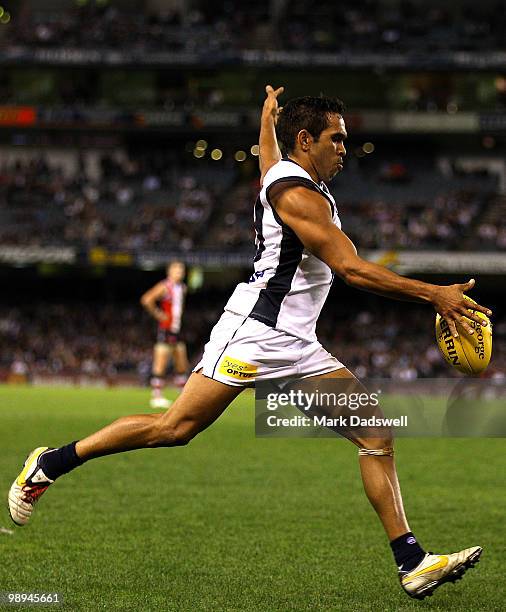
left=278, top=1, right=506, bottom=53
left=1, top=295, right=504, bottom=383
left=5, top=1, right=505, bottom=53
left=1, top=302, right=152, bottom=381
left=340, top=190, right=489, bottom=250
left=0, top=151, right=503, bottom=252
left=0, top=153, right=233, bottom=252
left=476, top=219, right=506, bottom=251
left=0, top=295, right=223, bottom=383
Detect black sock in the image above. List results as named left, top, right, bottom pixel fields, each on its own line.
left=390, top=532, right=425, bottom=571
left=39, top=442, right=85, bottom=480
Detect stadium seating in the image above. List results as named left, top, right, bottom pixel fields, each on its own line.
left=0, top=149, right=502, bottom=252
left=1, top=290, right=504, bottom=383
left=5, top=1, right=505, bottom=53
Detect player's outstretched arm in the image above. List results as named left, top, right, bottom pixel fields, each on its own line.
left=259, top=85, right=284, bottom=184
left=271, top=185, right=492, bottom=338
left=140, top=282, right=168, bottom=323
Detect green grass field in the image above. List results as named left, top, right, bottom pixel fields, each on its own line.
left=1, top=385, right=505, bottom=612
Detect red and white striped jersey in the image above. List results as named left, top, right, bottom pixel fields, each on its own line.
left=159, top=279, right=185, bottom=333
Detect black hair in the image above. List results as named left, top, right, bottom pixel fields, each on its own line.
left=276, top=95, right=346, bottom=153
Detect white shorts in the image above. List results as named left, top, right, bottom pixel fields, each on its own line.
left=193, top=310, right=345, bottom=387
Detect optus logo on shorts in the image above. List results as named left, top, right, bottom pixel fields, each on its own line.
left=219, top=356, right=258, bottom=380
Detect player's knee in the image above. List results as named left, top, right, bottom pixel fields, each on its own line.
left=149, top=418, right=196, bottom=447
left=171, top=423, right=195, bottom=446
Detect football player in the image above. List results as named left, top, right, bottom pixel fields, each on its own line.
left=9, top=86, right=490, bottom=600
left=141, top=261, right=188, bottom=408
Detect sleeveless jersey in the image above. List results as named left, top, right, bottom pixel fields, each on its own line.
left=224, top=158, right=341, bottom=341
left=159, top=279, right=185, bottom=333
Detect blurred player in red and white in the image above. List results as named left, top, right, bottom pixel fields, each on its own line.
left=140, top=261, right=188, bottom=408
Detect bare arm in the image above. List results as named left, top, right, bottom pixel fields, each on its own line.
left=259, top=85, right=284, bottom=184
left=140, top=281, right=168, bottom=323
left=271, top=185, right=492, bottom=338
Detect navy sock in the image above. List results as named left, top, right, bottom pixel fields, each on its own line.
left=39, top=442, right=85, bottom=480
left=390, top=532, right=425, bottom=571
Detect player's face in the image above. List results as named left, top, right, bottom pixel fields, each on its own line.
left=168, top=262, right=185, bottom=282
left=310, top=114, right=347, bottom=182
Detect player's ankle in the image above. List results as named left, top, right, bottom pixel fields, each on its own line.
left=390, top=532, right=425, bottom=571
left=38, top=442, right=85, bottom=480
left=151, top=375, right=165, bottom=386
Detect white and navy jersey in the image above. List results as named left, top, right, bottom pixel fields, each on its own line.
left=224, top=159, right=341, bottom=341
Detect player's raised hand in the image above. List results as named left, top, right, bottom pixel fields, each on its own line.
left=259, top=85, right=284, bottom=180
left=262, top=85, right=284, bottom=124
left=431, top=278, right=492, bottom=337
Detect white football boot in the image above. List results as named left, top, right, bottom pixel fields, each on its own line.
left=399, top=546, right=482, bottom=599
left=8, top=447, right=54, bottom=526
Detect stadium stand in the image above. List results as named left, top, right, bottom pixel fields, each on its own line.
left=0, top=0, right=503, bottom=387
left=0, top=149, right=501, bottom=252
left=0, top=151, right=236, bottom=251
left=5, top=1, right=505, bottom=53
left=1, top=294, right=504, bottom=383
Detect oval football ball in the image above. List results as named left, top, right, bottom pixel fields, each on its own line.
left=435, top=298, right=492, bottom=375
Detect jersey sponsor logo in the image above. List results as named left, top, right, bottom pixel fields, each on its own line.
left=218, top=356, right=258, bottom=380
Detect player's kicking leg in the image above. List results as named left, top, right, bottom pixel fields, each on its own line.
left=8, top=372, right=242, bottom=526
left=305, top=368, right=482, bottom=600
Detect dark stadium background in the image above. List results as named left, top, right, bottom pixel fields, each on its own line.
left=1, top=2, right=506, bottom=611
left=0, top=0, right=504, bottom=385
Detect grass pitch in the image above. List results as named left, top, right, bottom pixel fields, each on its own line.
left=0, top=385, right=505, bottom=612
